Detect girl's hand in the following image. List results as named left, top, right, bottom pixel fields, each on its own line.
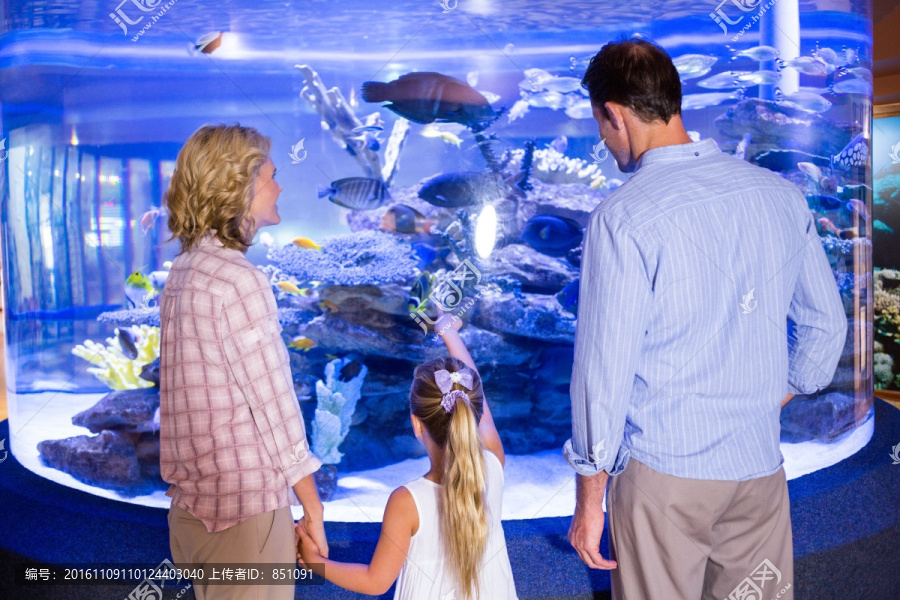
left=296, top=520, right=324, bottom=568
left=434, top=308, right=462, bottom=337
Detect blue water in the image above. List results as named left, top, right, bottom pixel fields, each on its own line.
left=0, top=1, right=875, bottom=492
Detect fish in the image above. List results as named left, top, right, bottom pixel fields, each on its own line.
left=522, top=90, right=565, bottom=108
left=839, top=66, right=873, bottom=82
left=687, top=131, right=702, bottom=143
left=409, top=272, right=434, bottom=312
left=125, top=271, right=155, bottom=309
left=550, top=136, right=568, bottom=154
left=194, top=32, right=223, bottom=54
left=276, top=281, right=311, bottom=296
left=874, top=220, right=894, bottom=233
left=292, top=237, right=321, bottom=250
left=350, top=130, right=381, bottom=152
left=734, top=133, right=751, bottom=161
left=508, top=99, right=530, bottom=122
left=541, top=76, right=583, bottom=94
left=521, top=214, right=583, bottom=256
left=318, top=299, right=340, bottom=313
left=117, top=328, right=139, bottom=360
left=779, top=91, right=832, bottom=114
left=420, top=124, right=463, bottom=147
left=339, top=356, right=364, bottom=382
left=147, top=270, right=169, bottom=289
left=555, top=279, right=580, bottom=315
left=466, top=71, right=478, bottom=87
left=734, top=45, right=779, bottom=62
left=672, top=54, right=717, bottom=80
left=783, top=56, right=833, bottom=76
left=258, top=232, right=275, bottom=249
left=288, top=336, right=317, bottom=352
left=830, top=78, right=873, bottom=96
left=735, top=70, right=781, bottom=86
left=845, top=199, right=868, bottom=221
left=418, top=172, right=508, bottom=208
left=519, top=68, right=555, bottom=91
left=352, top=112, right=384, bottom=133
left=317, top=177, right=392, bottom=210
left=139, top=208, right=163, bottom=234
left=697, top=71, right=761, bottom=90
left=479, top=91, right=501, bottom=104
left=832, top=134, right=868, bottom=171
left=361, top=72, right=496, bottom=129
left=808, top=194, right=842, bottom=211
left=381, top=205, right=433, bottom=234
left=753, top=149, right=830, bottom=173
left=410, top=242, right=438, bottom=269
left=797, top=162, right=824, bottom=181
left=681, top=90, right=744, bottom=110
left=839, top=227, right=859, bottom=240
left=818, top=217, right=840, bottom=236
left=564, top=100, right=593, bottom=120
left=607, top=178, right=624, bottom=191
left=814, top=47, right=839, bottom=65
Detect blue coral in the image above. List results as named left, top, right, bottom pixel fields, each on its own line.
left=98, top=307, right=161, bottom=328
left=268, top=230, right=417, bottom=286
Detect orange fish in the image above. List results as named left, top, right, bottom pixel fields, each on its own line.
left=292, top=237, right=322, bottom=250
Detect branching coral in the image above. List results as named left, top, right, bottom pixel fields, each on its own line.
left=311, top=357, right=368, bottom=465
left=268, top=230, right=418, bottom=286
left=72, top=325, right=159, bottom=390
left=875, top=269, right=900, bottom=341
left=503, top=145, right=605, bottom=187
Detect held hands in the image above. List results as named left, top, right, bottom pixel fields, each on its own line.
left=295, top=517, right=328, bottom=569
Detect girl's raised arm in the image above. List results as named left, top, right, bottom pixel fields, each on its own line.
left=434, top=313, right=505, bottom=467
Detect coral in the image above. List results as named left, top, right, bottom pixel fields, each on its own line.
left=71, top=325, right=159, bottom=390
left=311, top=357, right=368, bottom=465
left=874, top=352, right=894, bottom=390
left=874, top=269, right=900, bottom=341
left=268, top=230, right=418, bottom=286
left=502, top=145, right=604, bottom=187
left=98, top=307, right=160, bottom=328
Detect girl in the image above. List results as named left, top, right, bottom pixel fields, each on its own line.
left=297, top=313, right=518, bottom=599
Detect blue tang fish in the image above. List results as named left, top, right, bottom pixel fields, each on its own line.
left=418, top=172, right=508, bottom=208
left=362, top=72, right=496, bottom=129
left=521, top=214, right=583, bottom=256
left=555, top=279, right=579, bottom=315
left=317, top=177, right=392, bottom=210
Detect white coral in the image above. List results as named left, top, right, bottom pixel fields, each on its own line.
left=71, top=325, right=159, bottom=390
left=310, top=357, right=368, bottom=465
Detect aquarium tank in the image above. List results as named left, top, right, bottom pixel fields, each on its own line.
left=0, top=0, right=873, bottom=509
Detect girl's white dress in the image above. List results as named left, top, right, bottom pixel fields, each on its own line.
left=393, top=450, right=519, bottom=600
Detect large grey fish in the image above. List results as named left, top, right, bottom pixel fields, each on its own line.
left=317, top=177, right=392, bottom=210
left=672, top=54, right=717, bottom=80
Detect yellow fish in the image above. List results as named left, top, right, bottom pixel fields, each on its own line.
left=288, top=336, right=317, bottom=351
left=420, top=124, right=463, bottom=147
left=276, top=281, right=311, bottom=296
left=292, top=237, right=322, bottom=250
left=317, top=299, right=340, bottom=313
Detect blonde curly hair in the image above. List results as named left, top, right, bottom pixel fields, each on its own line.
left=164, top=124, right=271, bottom=253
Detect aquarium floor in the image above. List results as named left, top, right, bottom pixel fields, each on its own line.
left=1, top=401, right=899, bottom=600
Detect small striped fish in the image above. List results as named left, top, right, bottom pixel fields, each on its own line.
left=317, top=177, right=392, bottom=210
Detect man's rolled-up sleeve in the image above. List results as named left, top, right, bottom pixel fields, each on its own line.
left=564, top=209, right=654, bottom=477
left=222, top=268, right=321, bottom=486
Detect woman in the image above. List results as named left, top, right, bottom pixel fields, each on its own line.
left=159, top=124, right=327, bottom=599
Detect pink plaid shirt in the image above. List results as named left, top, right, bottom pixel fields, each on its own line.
left=159, top=232, right=321, bottom=533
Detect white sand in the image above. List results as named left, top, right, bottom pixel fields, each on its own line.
left=7, top=392, right=875, bottom=522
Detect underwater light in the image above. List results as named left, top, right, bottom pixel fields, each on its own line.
left=475, top=204, right=498, bottom=258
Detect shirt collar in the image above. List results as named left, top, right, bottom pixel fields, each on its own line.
left=197, top=229, right=225, bottom=248
left=635, top=138, right=720, bottom=170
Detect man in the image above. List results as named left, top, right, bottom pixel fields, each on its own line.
left=564, top=39, right=846, bottom=600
